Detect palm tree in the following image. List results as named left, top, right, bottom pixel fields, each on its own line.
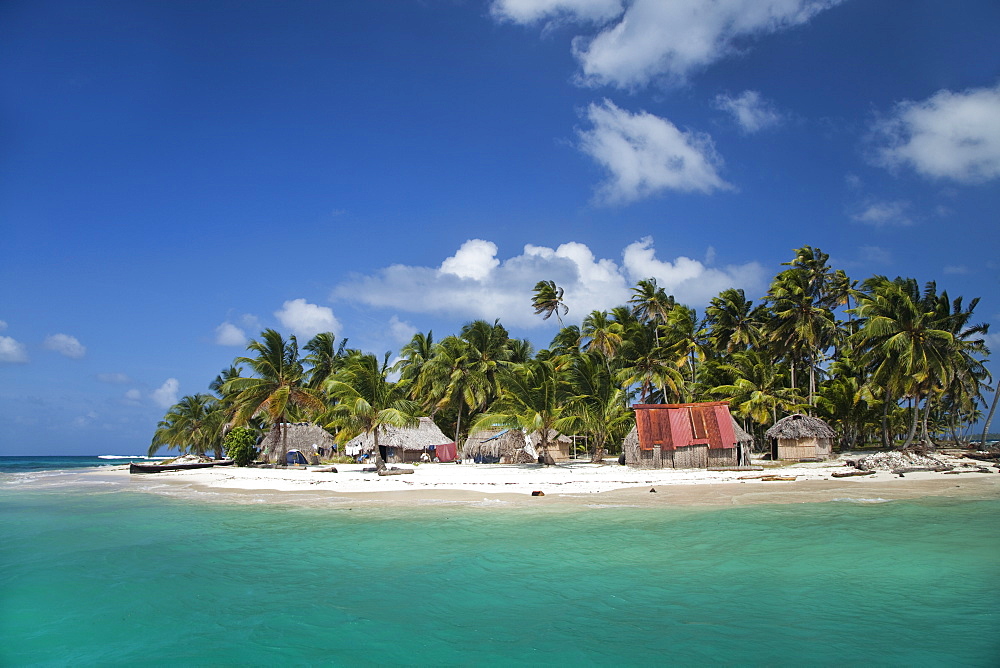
left=326, top=353, right=420, bottom=471
left=581, top=310, right=624, bottom=359
left=709, top=350, right=801, bottom=433
left=766, top=268, right=837, bottom=406
left=472, top=358, right=572, bottom=462
left=303, top=332, right=350, bottom=391
left=629, top=278, right=675, bottom=333
left=852, top=277, right=955, bottom=450
left=531, top=280, right=568, bottom=325
left=563, top=352, right=634, bottom=462
left=223, top=329, right=325, bottom=463
left=149, top=394, right=227, bottom=458
left=704, top=288, right=764, bottom=354
left=394, top=330, right=435, bottom=397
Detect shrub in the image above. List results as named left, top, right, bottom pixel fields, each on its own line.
left=224, top=427, right=259, bottom=467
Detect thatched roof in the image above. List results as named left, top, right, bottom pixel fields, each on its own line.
left=344, top=417, right=452, bottom=455
left=731, top=418, right=754, bottom=444
left=526, top=430, right=572, bottom=448
left=765, top=414, right=836, bottom=440
left=259, top=422, right=336, bottom=464
left=461, top=428, right=529, bottom=460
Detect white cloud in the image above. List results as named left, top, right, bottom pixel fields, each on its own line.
left=851, top=199, right=913, bottom=227
left=388, top=316, right=418, bottom=344
left=942, top=265, right=968, bottom=275
left=0, top=320, right=7, bottom=332
left=274, top=299, right=341, bottom=339
left=215, top=322, right=247, bottom=346
left=0, top=336, right=29, bottom=364
left=43, top=333, right=86, bottom=359
left=440, top=239, right=500, bottom=280
left=151, top=378, right=179, bottom=409
left=97, top=372, right=132, bottom=384
left=714, top=91, right=783, bottom=133
left=123, top=388, right=143, bottom=405
left=570, top=0, right=843, bottom=88
left=332, top=237, right=765, bottom=327
left=491, top=0, right=623, bottom=24
left=873, top=82, right=1000, bottom=183
left=579, top=100, right=730, bottom=203
left=621, top=237, right=766, bottom=304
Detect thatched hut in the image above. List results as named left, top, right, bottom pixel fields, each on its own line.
left=259, top=422, right=336, bottom=465
left=765, top=414, right=836, bottom=461
left=624, top=402, right=750, bottom=469
left=527, top=430, right=574, bottom=464
left=343, top=417, right=455, bottom=463
left=461, top=428, right=534, bottom=464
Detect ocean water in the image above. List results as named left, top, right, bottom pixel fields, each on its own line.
left=0, top=455, right=158, bottom=474
left=1, top=461, right=998, bottom=666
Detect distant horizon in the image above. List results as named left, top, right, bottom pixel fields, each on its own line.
left=3, top=0, right=997, bottom=455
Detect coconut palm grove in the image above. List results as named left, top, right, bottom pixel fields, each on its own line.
left=151, top=246, right=993, bottom=462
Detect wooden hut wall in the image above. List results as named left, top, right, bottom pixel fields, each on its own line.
left=776, top=437, right=832, bottom=461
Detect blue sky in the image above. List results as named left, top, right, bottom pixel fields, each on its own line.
left=2, top=0, right=998, bottom=455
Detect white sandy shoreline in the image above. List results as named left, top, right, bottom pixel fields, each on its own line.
left=72, top=453, right=1000, bottom=509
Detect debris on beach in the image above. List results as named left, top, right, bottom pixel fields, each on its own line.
left=853, top=451, right=949, bottom=472
left=531, top=490, right=545, bottom=496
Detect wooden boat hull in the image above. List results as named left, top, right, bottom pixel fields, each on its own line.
left=129, top=461, right=227, bottom=474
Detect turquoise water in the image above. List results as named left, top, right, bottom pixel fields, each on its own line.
left=0, top=455, right=155, bottom=473
left=2, top=465, right=998, bottom=666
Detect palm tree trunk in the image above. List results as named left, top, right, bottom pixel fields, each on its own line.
left=372, top=428, right=387, bottom=472
left=981, top=389, right=999, bottom=449
left=880, top=388, right=892, bottom=449
left=901, top=397, right=919, bottom=450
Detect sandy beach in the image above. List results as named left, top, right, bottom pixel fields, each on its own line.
left=88, top=453, right=1000, bottom=509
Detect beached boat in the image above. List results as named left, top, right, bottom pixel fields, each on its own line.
left=129, top=460, right=233, bottom=474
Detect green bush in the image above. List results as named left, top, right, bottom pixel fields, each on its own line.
left=224, top=427, right=259, bottom=467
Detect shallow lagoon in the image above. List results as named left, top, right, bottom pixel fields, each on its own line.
left=2, top=474, right=998, bottom=666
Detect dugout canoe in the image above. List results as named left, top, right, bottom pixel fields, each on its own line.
left=129, top=460, right=233, bottom=474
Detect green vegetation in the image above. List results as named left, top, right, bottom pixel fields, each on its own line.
left=223, top=427, right=258, bottom=467
left=149, top=246, right=993, bottom=460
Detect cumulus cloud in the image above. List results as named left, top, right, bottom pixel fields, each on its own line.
left=851, top=200, right=913, bottom=227
left=332, top=237, right=765, bottom=327
left=215, top=322, right=247, bottom=346
left=873, top=82, right=1000, bottom=183
left=440, top=239, right=501, bottom=280
left=43, top=333, right=86, bottom=359
left=274, top=299, right=341, bottom=339
left=569, top=0, right=842, bottom=88
left=123, top=388, right=143, bottom=405
left=0, top=336, right=29, bottom=363
left=97, top=372, right=132, bottom=384
left=491, top=0, right=623, bottom=24
left=579, top=100, right=730, bottom=203
left=151, top=378, right=179, bottom=409
left=714, top=91, right=784, bottom=133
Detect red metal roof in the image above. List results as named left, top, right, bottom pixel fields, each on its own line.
left=634, top=402, right=737, bottom=451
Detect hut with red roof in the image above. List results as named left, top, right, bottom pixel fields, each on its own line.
left=624, top=401, right=750, bottom=469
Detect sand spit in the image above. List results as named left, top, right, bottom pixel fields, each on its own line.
left=80, top=453, right=1000, bottom=509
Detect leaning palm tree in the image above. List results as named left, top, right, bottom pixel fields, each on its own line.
left=303, top=331, right=350, bottom=391
left=532, top=280, right=569, bottom=325
left=325, top=353, right=420, bottom=471
left=223, top=329, right=325, bottom=463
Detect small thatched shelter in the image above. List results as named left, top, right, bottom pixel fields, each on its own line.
left=461, top=428, right=534, bottom=464
left=765, top=414, right=836, bottom=461
left=259, top=422, right=336, bottom=465
left=527, top=430, right=574, bottom=463
left=344, top=417, right=455, bottom=463
left=623, top=402, right=751, bottom=469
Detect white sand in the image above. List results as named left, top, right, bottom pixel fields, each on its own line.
left=105, top=454, right=1000, bottom=508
